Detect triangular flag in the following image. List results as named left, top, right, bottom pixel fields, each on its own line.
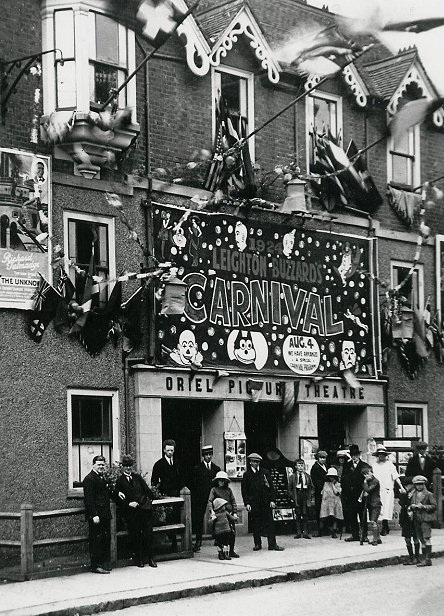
left=121, top=286, right=144, bottom=352
left=78, top=282, right=122, bottom=356
left=69, top=243, right=100, bottom=336
left=382, top=17, right=444, bottom=33
left=341, top=369, right=360, bottom=389
left=54, top=268, right=75, bottom=332
left=246, top=379, right=264, bottom=403
left=281, top=381, right=300, bottom=419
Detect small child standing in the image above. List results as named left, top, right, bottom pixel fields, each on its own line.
left=408, top=475, right=437, bottom=567
left=211, top=498, right=237, bottom=560
left=320, top=467, right=343, bottom=538
left=398, top=476, right=420, bottom=565
left=288, top=459, right=314, bottom=539
left=361, top=467, right=382, bottom=546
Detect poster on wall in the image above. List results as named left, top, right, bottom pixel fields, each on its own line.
left=0, top=148, right=51, bottom=309
left=224, top=431, right=246, bottom=479
left=153, top=204, right=377, bottom=377
left=299, top=437, right=319, bottom=472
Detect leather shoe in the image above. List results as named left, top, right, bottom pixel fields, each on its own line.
left=147, top=558, right=157, bottom=568
left=137, top=562, right=145, bottom=568
left=344, top=537, right=358, bottom=542
left=91, top=567, right=110, bottom=574
left=302, top=534, right=311, bottom=540
left=268, top=545, right=285, bottom=551
left=253, top=545, right=262, bottom=551
left=101, top=564, right=112, bottom=571
left=294, top=534, right=302, bottom=539
left=229, top=550, right=240, bottom=558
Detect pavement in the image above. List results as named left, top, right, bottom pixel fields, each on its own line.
left=2, top=528, right=444, bottom=616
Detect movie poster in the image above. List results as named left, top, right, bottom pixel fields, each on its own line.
left=0, top=148, right=51, bottom=309
left=153, top=204, right=377, bottom=377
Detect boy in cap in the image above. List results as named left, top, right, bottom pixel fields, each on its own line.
left=241, top=453, right=284, bottom=551
left=408, top=475, right=437, bottom=566
left=398, top=476, right=421, bottom=565
left=288, top=459, right=314, bottom=539
left=360, top=466, right=382, bottom=546
left=211, top=498, right=237, bottom=560
left=191, top=445, right=220, bottom=552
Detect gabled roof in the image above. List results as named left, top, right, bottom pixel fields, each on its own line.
left=362, top=48, right=418, bottom=101
left=195, top=0, right=245, bottom=43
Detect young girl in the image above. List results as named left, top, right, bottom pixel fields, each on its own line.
left=398, top=476, right=421, bottom=564
left=211, top=498, right=237, bottom=560
left=208, top=471, right=239, bottom=557
left=320, top=467, right=344, bottom=538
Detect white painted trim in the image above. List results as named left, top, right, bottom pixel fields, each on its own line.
left=436, top=234, right=444, bottom=320
left=67, top=387, right=120, bottom=493
left=386, top=123, right=420, bottom=187
left=390, top=259, right=424, bottom=309
left=62, top=209, right=116, bottom=292
left=395, top=401, right=428, bottom=441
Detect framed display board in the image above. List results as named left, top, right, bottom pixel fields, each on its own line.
left=224, top=431, right=246, bottom=479
left=299, top=437, right=319, bottom=472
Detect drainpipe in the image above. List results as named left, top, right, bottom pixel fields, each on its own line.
left=123, top=351, right=131, bottom=454
left=382, top=374, right=390, bottom=438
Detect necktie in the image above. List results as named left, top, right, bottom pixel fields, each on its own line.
left=298, top=472, right=303, bottom=488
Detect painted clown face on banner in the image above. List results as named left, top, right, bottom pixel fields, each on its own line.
left=234, top=221, right=248, bottom=252
left=340, top=340, right=357, bottom=370
left=169, top=329, right=203, bottom=366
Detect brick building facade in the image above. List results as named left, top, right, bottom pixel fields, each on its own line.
left=1, top=0, right=443, bottom=554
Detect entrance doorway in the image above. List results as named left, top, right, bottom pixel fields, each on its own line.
left=161, top=398, right=218, bottom=489
left=244, top=402, right=280, bottom=459
left=317, top=405, right=363, bottom=464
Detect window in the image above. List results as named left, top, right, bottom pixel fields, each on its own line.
left=391, top=261, right=424, bottom=310
left=387, top=125, right=420, bottom=187
left=64, top=211, right=116, bottom=306
left=43, top=3, right=136, bottom=113
left=306, top=92, right=342, bottom=171
left=213, top=67, right=255, bottom=160
left=396, top=403, right=428, bottom=440
left=68, top=389, right=119, bottom=490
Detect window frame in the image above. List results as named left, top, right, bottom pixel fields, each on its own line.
left=42, top=1, right=136, bottom=116
left=306, top=91, right=343, bottom=171
left=211, top=65, right=255, bottom=162
left=387, top=123, right=420, bottom=187
left=67, top=388, right=120, bottom=495
left=395, top=402, right=428, bottom=441
left=390, top=260, right=424, bottom=310
left=63, top=210, right=116, bottom=304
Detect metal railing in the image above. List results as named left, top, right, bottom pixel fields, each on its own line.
left=0, top=487, right=192, bottom=581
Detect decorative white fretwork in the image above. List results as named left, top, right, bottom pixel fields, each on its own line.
left=342, top=65, right=368, bottom=108
left=304, top=74, right=321, bottom=91
left=210, top=8, right=281, bottom=84
left=387, top=63, right=444, bottom=128
left=177, top=20, right=211, bottom=76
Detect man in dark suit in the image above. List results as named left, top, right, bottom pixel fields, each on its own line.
left=151, top=439, right=183, bottom=551
left=241, top=453, right=284, bottom=552
left=341, top=444, right=369, bottom=542
left=83, top=455, right=112, bottom=574
left=405, top=441, right=435, bottom=488
left=116, top=455, right=157, bottom=568
left=310, top=450, right=328, bottom=536
left=191, top=445, right=220, bottom=552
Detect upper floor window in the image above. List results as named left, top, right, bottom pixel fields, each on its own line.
left=395, top=402, right=427, bottom=442
left=213, top=66, right=255, bottom=160
left=64, top=211, right=116, bottom=306
left=391, top=260, right=424, bottom=310
left=43, top=3, right=136, bottom=114
left=387, top=125, right=420, bottom=187
left=306, top=92, right=342, bottom=171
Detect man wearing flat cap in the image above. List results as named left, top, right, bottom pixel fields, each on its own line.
left=191, top=445, right=220, bottom=552
left=241, top=453, right=284, bottom=551
left=116, top=455, right=157, bottom=568
left=310, top=450, right=328, bottom=535
left=405, top=441, right=435, bottom=489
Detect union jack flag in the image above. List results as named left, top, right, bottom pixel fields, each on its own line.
left=29, top=275, right=61, bottom=342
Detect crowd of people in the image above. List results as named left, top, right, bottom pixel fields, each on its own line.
left=82, top=439, right=437, bottom=574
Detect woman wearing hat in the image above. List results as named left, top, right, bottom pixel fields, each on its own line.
left=319, top=468, right=344, bottom=538
left=208, top=471, right=239, bottom=557
left=372, top=445, right=405, bottom=535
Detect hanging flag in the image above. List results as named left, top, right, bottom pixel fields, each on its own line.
left=54, top=268, right=76, bottom=332
left=382, top=17, right=444, bottom=34
left=344, top=139, right=383, bottom=212
left=310, top=129, right=348, bottom=211
left=121, top=285, right=144, bottom=352
left=69, top=244, right=100, bottom=336
left=29, top=275, right=61, bottom=343
left=78, top=282, right=123, bottom=356
left=388, top=98, right=444, bottom=145
left=246, top=379, right=264, bottom=403
left=387, top=185, right=422, bottom=227
left=281, top=381, right=300, bottom=419
left=341, top=368, right=360, bottom=389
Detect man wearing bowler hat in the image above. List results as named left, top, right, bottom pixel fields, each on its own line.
left=342, top=444, right=369, bottom=542
left=241, top=453, right=284, bottom=551
left=116, top=455, right=157, bottom=568
left=191, top=445, right=220, bottom=552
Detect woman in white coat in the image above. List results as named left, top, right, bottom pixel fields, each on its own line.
left=372, top=445, right=405, bottom=535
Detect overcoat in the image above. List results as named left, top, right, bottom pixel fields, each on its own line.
left=191, top=461, right=220, bottom=531
left=241, top=467, right=276, bottom=535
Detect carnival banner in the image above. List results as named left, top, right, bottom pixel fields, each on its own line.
left=0, top=148, right=51, bottom=309
left=153, top=204, right=376, bottom=377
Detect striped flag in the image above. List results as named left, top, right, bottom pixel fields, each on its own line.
left=29, top=275, right=61, bottom=342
